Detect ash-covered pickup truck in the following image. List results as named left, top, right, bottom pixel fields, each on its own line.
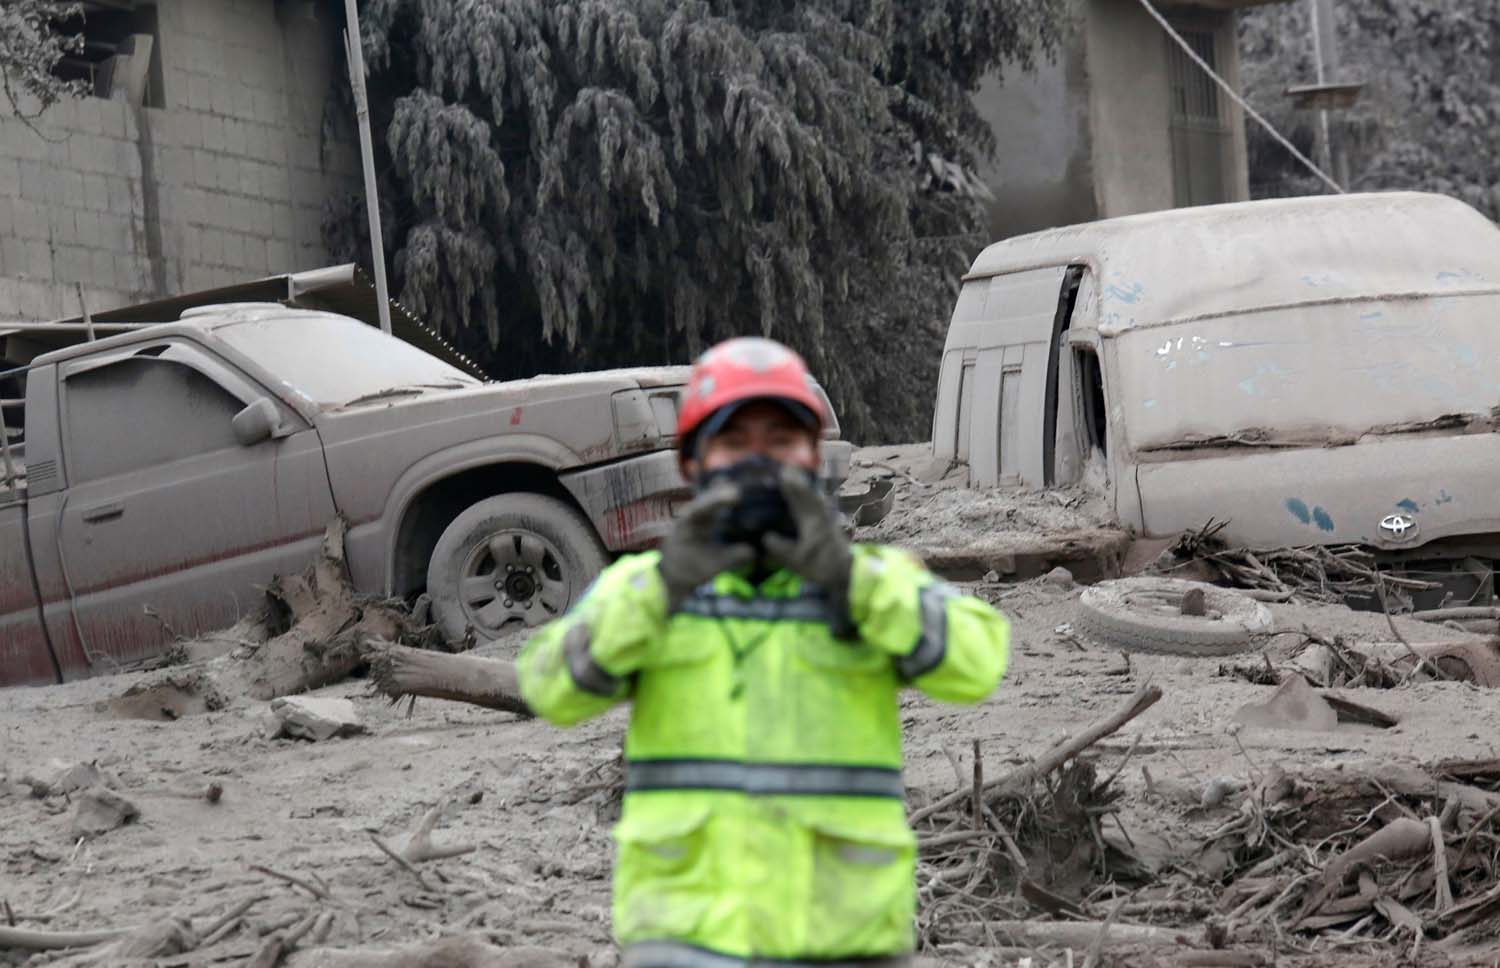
left=1, top=303, right=851, bottom=687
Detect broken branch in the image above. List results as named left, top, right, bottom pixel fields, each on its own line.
left=199, top=893, right=266, bottom=946
left=1376, top=576, right=1453, bottom=682
left=950, top=918, right=1200, bottom=950
left=401, top=802, right=477, bottom=863
left=910, top=683, right=1162, bottom=825
left=0, top=924, right=132, bottom=951
left=1429, top=816, right=1454, bottom=915
left=368, top=832, right=436, bottom=892
left=250, top=864, right=331, bottom=901
left=246, top=911, right=319, bottom=968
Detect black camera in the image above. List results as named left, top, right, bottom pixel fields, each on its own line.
left=699, top=455, right=812, bottom=551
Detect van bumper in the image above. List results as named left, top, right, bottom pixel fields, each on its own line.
left=561, top=442, right=858, bottom=553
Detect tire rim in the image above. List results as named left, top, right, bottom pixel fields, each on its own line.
left=458, top=530, right=570, bottom=633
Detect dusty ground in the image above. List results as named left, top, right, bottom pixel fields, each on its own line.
left=4, top=446, right=1500, bottom=967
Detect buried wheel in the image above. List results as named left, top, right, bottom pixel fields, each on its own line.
left=1075, top=577, right=1273, bottom=656
left=427, top=494, right=608, bottom=645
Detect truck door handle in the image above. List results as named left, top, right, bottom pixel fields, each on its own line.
left=81, top=503, right=124, bottom=524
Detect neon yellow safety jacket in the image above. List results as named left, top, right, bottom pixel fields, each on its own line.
left=518, top=544, right=1010, bottom=967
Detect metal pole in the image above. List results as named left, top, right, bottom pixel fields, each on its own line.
left=76, top=283, right=95, bottom=342
left=1302, top=0, right=1338, bottom=177
left=343, top=0, right=392, bottom=335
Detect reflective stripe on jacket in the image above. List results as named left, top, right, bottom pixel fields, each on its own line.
left=518, top=544, right=1011, bottom=961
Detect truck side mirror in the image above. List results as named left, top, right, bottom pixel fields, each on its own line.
left=232, top=397, right=279, bottom=447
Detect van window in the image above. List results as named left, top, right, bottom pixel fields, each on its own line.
left=955, top=360, right=976, bottom=461
left=999, top=368, right=1022, bottom=477
left=1076, top=348, right=1107, bottom=457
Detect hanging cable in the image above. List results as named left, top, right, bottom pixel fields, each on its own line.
left=1135, top=0, right=1345, bottom=195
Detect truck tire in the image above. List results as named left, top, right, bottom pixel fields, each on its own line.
left=427, top=494, right=608, bottom=645
left=1075, top=577, right=1272, bottom=656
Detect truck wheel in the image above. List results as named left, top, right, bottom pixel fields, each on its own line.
left=1075, top=577, right=1273, bottom=656
left=427, top=494, right=608, bottom=644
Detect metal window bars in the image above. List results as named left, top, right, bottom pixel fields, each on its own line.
left=1, top=363, right=26, bottom=499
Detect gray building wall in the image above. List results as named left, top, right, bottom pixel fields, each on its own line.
left=1084, top=0, right=1179, bottom=220
left=0, top=0, right=360, bottom=321
left=973, top=33, right=1098, bottom=242
left=975, top=0, right=1256, bottom=240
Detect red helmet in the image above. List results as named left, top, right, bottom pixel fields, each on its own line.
left=677, top=338, right=827, bottom=447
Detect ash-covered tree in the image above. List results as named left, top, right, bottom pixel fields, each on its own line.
left=0, top=1, right=85, bottom=121
left=330, top=0, right=1063, bottom=443
left=1240, top=0, right=1500, bottom=218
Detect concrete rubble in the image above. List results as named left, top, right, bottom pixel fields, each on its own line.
left=269, top=696, right=367, bottom=742
left=70, top=786, right=140, bottom=838
left=47, top=760, right=115, bottom=796
left=1233, top=673, right=1338, bottom=731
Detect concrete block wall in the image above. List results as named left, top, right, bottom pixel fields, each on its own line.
left=0, top=0, right=361, bottom=320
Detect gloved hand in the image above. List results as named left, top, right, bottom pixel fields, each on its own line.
left=657, top=483, right=757, bottom=612
left=763, top=466, right=854, bottom=633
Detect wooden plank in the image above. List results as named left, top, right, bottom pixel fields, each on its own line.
left=915, top=527, right=1133, bottom=583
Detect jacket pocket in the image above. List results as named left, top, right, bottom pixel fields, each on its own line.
left=805, top=816, right=916, bottom=958
left=611, top=805, right=715, bottom=943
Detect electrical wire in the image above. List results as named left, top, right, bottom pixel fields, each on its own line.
left=1135, top=0, right=1345, bottom=196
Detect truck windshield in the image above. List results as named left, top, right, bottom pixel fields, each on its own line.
left=214, top=313, right=480, bottom=406
left=1115, top=290, right=1500, bottom=452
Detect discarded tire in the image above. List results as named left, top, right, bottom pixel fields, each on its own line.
left=1418, top=640, right=1500, bottom=687
left=1075, top=577, right=1273, bottom=656
left=428, top=494, right=608, bottom=645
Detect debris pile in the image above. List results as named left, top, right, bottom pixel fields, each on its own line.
left=115, top=518, right=460, bottom=717
left=909, top=685, right=1500, bottom=964
left=909, top=686, right=1172, bottom=957
left=849, top=444, right=1130, bottom=582
left=1222, top=632, right=1500, bottom=692
left=1199, top=762, right=1500, bottom=957
left=1160, top=521, right=1434, bottom=606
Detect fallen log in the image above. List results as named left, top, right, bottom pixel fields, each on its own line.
left=367, top=643, right=531, bottom=717
left=1163, top=954, right=1267, bottom=967
left=1293, top=817, right=1431, bottom=924
left=286, top=936, right=581, bottom=968
left=1410, top=607, right=1500, bottom=623
left=122, top=518, right=441, bottom=704
left=242, top=519, right=417, bottom=701
left=0, top=924, right=131, bottom=951
left=947, top=918, right=1201, bottom=950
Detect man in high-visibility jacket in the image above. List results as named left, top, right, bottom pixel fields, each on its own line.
left=519, top=337, right=1011, bottom=967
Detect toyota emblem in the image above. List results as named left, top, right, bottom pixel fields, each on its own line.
left=1378, top=513, right=1418, bottom=541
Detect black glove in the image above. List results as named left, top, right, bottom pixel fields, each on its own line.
left=658, top=483, right=757, bottom=611
left=763, top=466, right=854, bottom=633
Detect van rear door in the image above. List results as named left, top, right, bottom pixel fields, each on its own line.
left=933, top=266, right=1085, bottom=487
